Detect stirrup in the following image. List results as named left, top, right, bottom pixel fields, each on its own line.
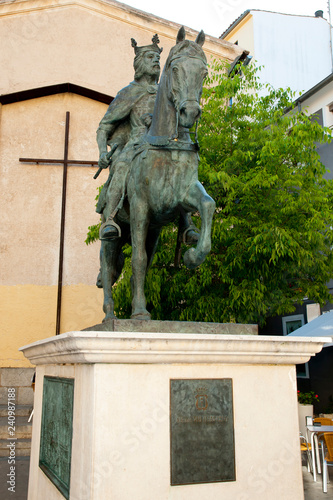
left=99, top=219, right=122, bottom=241
left=182, top=226, right=199, bottom=245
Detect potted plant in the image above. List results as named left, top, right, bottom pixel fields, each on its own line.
left=298, top=391, right=319, bottom=437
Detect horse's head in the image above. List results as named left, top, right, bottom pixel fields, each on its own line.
left=166, top=27, right=208, bottom=130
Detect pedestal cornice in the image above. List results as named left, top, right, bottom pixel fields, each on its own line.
left=20, top=331, right=330, bottom=366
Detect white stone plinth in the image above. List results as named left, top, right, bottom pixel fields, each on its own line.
left=20, top=331, right=330, bottom=500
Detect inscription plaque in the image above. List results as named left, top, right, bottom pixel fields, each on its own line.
left=170, top=379, right=235, bottom=485
left=39, top=376, right=74, bottom=499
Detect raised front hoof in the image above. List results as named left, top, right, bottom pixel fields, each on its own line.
left=131, top=310, right=151, bottom=321
left=183, top=247, right=205, bottom=269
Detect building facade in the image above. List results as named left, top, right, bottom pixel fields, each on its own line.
left=221, top=9, right=333, bottom=96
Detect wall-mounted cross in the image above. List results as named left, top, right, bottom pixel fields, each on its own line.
left=20, top=111, right=99, bottom=336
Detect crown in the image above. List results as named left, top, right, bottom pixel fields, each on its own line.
left=131, top=34, right=163, bottom=56
left=196, top=387, right=207, bottom=394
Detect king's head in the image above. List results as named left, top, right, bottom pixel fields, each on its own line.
left=131, top=34, right=163, bottom=57
left=132, top=34, right=162, bottom=82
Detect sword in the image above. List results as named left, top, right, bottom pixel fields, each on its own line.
left=93, top=143, right=118, bottom=179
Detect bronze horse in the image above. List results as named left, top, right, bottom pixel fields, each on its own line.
left=100, top=27, right=216, bottom=321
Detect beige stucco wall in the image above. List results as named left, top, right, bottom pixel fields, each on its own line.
left=0, top=0, right=242, bottom=97
left=0, top=93, right=107, bottom=366
left=1, top=93, right=108, bottom=287
left=0, top=0, right=242, bottom=368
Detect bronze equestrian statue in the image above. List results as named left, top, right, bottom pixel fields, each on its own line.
left=95, top=27, right=215, bottom=321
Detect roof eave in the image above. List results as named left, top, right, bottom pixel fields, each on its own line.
left=0, top=83, right=113, bottom=105
left=294, top=73, right=333, bottom=105
left=220, top=10, right=251, bottom=39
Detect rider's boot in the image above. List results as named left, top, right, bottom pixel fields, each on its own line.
left=99, top=218, right=121, bottom=240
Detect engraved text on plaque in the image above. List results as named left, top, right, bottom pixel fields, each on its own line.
left=170, top=378, right=235, bottom=485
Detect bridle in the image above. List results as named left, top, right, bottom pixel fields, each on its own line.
left=168, top=54, right=207, bottom=143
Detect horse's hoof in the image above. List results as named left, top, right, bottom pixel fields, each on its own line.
left=183, top=247, right=199, bottom=269
left=102, top=314, right=116, bottom=323
left=183, top=227, right=200, bottom=246
left=131, top=310, right=151, bottom=321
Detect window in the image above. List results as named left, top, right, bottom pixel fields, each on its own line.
left=282, top=314, right=304, bottom=335
left=282, top=314, right=309, bottom=378
left=310, top=108, right=324, bottom=127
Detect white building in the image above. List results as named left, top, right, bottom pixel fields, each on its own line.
left=221, top=9, right=333, bottom=96
left=295, top=73, right=333, bottom=178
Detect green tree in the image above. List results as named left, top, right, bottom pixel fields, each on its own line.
left=88, top=61, right=333, bottom=325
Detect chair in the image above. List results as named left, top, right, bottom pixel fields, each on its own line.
left=321, top=433, right=333, bottom=493
left=314, top=418, right=333, bottom=426
left=313, top=418, right=333, bottom=444
left=300, top=434, right=313, bottom=473
left=308, top=418, right=333, bottom=474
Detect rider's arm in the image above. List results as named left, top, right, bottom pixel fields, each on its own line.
left=97, top=128, right=111, bottom=156
left=96, top=86, right=135, bottom=166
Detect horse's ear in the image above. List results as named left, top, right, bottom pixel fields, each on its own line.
left=176, top=26, right=186, bottom=44
left=195, top=30, right=205, bottom=47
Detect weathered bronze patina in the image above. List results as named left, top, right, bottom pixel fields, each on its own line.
left=96, top=27, right=215, bottom=321
left=170, top=379, right=235, bottom=485
left=39, top=376, right=74, bottom=499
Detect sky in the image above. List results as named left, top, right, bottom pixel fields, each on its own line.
left=118, top=0, right=331, bottom=38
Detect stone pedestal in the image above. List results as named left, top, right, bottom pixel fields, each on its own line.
left=20, top=327, right=329, bottom=500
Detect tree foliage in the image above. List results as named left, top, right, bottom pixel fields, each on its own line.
left=88, top=61, right=333, bottom=325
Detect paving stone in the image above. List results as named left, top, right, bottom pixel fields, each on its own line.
left=0, top=417, right=32, bottom=439
left=303, top=465, right=333, bottom=499
left=0, top=439, right=31, bottom=457
left=0, top=406, right=32, bottom=418
left=17, top=388, right=34, bottom=406
left=0, top=368, right=34, bottom=388
left=0, top=388, right=8, bottom=405
left=0, top=457, right=30, bottom=499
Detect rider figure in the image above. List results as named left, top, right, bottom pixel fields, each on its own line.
left=96, top=34, right=199, bottom=244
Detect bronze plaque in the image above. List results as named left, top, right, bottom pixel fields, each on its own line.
left=39, top=376, right=74, bottom=499
left=170, top=379, right=235, bottom=485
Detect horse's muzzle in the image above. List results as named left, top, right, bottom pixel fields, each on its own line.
left=179, top=101, right=201, bottom=128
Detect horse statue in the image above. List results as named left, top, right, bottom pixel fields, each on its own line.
left=100, top=26, right=216, bottom=321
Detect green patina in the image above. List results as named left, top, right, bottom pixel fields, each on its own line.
left=94, top=27, right=215, bottom=323
left=39, top=376, right=74, bottom=499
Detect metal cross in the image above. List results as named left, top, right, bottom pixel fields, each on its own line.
left=19, top=111, right=99, bottom=336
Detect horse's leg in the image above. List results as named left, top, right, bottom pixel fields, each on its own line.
left=129, top=227, right=160, bottom=315
left=130, top=198, right=150, bottom=320
left=100, top=239, right=118, bottom=321
left=182, top=181, right=216, bottom=269
left=100, top=227, right=127, bottom=321
left=146, top=227, right=161, bottom=270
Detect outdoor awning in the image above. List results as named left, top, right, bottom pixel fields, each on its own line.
left=287, top=311, right=333, bottom=347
